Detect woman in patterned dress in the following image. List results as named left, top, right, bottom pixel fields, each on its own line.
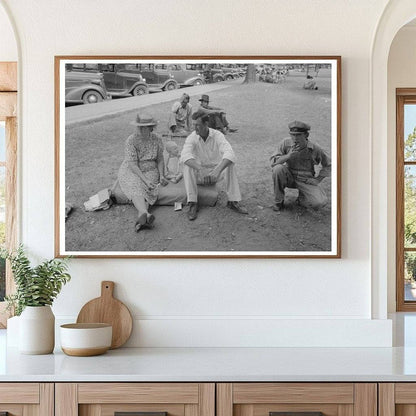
left=118, top=113, right=168, bottom=232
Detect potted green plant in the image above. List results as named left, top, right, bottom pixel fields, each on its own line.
left=1, top=245, right=71, bottom=354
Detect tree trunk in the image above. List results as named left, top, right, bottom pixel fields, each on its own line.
left=243, top=64, right=256, bottom=83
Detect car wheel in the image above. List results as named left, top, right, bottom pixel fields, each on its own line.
left=192, top=79, right=203, bottom=86
left=82, top=90, right=103, bottom=104
left=226, top=75, right=234, bottom=80
left=214, top=76, right=224, bottom=83
left=132, top=85, right=147, bottom=96
left=165, top=82, right=177, bottom=91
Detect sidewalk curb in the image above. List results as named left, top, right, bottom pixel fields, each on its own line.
left=65, top=107, right=139, bottom=129
left=65, top=81, right=240, bottom=128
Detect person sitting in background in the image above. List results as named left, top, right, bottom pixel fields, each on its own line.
left=303, top=75, right=318, bottom=90
left=168, top=93, right=193, bottom=134
left=197, top=94, right=238, bottom=134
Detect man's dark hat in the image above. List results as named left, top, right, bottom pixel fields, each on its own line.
left=198, top=94, right=210, bottom=102
left=288, top=120, right=310, bottom=134
left=192, top=109, right=209, bottom=120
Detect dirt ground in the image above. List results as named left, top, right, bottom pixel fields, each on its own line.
left=65, top=70, right=333, bottom=253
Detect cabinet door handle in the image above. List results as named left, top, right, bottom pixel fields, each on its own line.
left=115, top=412, right=168, bottom=416
left=270, top=413, right=324, bottom=416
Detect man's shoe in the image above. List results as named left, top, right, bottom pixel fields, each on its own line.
left=228, top=201, right=248, bottom=214
left=273, top=202, right=284, bottom=212
left=187, top=202, right=198, bottom=221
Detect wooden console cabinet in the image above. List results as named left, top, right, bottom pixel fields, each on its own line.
left=0, top=381, right=401, bottom=416
left=0, top=383, right=53, bottom=416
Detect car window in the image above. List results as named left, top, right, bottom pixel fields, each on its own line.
left=123, top=64, right=139, bottom=70
left=71, top=64, right=85, bottom=71
left=155, top=64, right=166, bottom=70
left=84, top=64, right=99, bottom=71
left=138, top=64, right=154, bottom=71
left=100, top=64, right=115, bottom=72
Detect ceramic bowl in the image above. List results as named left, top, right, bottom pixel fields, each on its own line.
left=60, top=323, right=112, bottom=356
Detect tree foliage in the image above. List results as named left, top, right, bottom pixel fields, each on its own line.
left=405, top=126, right=416, bottom=161
left=0, top=222, right=5, bottom=247
left=0, top=245, right=71, bottom=315
left=405, top=253, right=416, bottom=281
left=404, top=126, right=416, bottom=280
left=405, top=127, right=416, bottom=247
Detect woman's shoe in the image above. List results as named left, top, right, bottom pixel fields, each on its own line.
left=135, top=221, right=142, bottom=232
left=135, top=212, right=148, bottom=232
left=146, top=214, right=155, bottom=226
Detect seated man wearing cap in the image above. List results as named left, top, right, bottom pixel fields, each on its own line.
left=168, top=93, right=193, bottom=134
left=198, top=94, right=238, bottom=134
left=303, top=75, right=318, bottom=90
left=181, top=110, right=248, bottom=220
left=270, top=121, right=331, bottom=211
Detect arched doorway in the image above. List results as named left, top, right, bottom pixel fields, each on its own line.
left=371, top=0, right=416, bottom=319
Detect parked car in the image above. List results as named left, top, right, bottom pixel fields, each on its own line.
left=201, top=64, right=235, bottom=83
left=98, top=64, right=149, bottom=96
left=158, top=64, right=205, bottom=87
left=222, top=64, right=246, bottom=78
left=136, top=63, right=178, bottom=92
left=65, top=70, right=111, bottom=105
left=67, top=63, right=149, bottom=97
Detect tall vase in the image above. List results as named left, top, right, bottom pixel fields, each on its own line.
left=6, top=315, right=20, bottom=347
left=19, top=306, right=55, bottom=354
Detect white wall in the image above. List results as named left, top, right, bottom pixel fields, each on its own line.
left=0, top=0, right=394, bottom=346
left=387, top=25, right=416, bottom=312
left=0, top=3, right=17, bottom=61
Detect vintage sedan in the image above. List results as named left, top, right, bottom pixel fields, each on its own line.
left=98, top=64, right=149, bottom=96
left=68, top=63, right=149, bottom=97
left=135, top=63, right=178, bottom=92
left=201, top=64, right=236, bottom=83
left=65, top=70, right=111, bottom=105
left=157, top=64, right=205, bottom=87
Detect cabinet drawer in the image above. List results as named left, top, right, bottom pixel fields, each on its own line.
left=0, top=383, right=39, bottom=403
left=217, top=383, right=376, bottom=416
left=379, top=383, right=416, bottom=416
left=56, top=383, right=215, bottom=416
left=78, top=383, right=200, bottom=404
left=0, top=383, right=53, bottom=416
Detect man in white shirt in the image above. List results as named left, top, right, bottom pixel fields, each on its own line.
left=181, top=110, right=248, bottom=220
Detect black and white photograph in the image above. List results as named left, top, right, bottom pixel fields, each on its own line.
left=55, top=57, right=341, bottom=258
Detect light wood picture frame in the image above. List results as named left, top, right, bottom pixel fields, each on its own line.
left=55, top=56, right=341, bottom=258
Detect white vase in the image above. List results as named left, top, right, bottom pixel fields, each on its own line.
left=19, top=306, right=55, bottom=354
left=6, top=315, right=20, bottom=347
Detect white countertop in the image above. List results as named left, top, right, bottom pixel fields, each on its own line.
left=3, top=314, right=416, bottom=382
left=2, top=333, right=416, bottom=382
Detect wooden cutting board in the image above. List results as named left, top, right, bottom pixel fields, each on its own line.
left=76, top=281, right=133, bottom=349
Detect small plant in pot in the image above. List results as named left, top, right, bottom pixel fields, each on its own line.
left=1, top=245, right=71, bottom=354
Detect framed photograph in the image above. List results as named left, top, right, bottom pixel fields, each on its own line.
left=55, top=56, right=341, bottom=258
